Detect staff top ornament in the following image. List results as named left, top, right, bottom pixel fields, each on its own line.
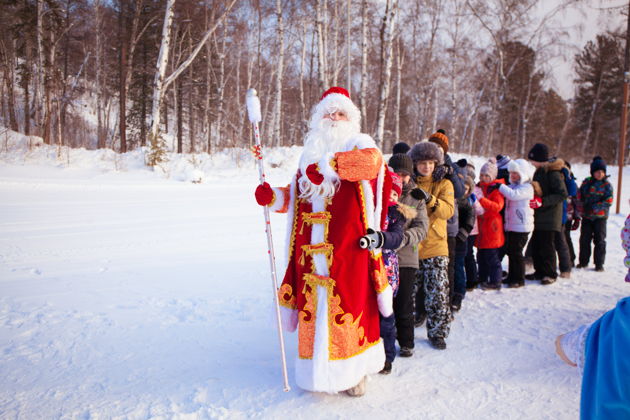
left=246, top=88, right=262, bottom=124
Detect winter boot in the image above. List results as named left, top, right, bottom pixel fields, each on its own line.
left=595, top=266, right=604, bottom=272
left=379, top=361, right=392, bottom=375
left=399, top=346, right=414, bottom=357
left=451, top=294, right=463, bottom=312
left=429, top=336, right=447, bottom=350
left=524, top=272, right=541, bottom=280
left=508, top=281, right=524, bottom=288
left=345, top=376, right=366, bottom=397
left=541, top=276, right=556, bottom=285
left=480, top=281, right=500, bottom=290
left=559, top=271, right=571, bottom=279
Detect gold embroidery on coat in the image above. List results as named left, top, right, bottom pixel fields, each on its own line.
left=298, top=282, right=317, bottom=359
left=299, top=211, right=332, bottom=237
left=278, top=283, right=296, bottom=309
left=299, top=242, right=334, bottom=267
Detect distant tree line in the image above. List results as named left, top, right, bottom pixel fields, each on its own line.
left=0, top=0, right=627, bottom=164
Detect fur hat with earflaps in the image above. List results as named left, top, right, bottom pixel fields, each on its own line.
left=409, top=141, right=444, bottom=165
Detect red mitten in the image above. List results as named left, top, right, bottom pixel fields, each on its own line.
left=255, top=182, right=274, bottom=206
left=529, top=196, right=542, bottom=209
left=306, top=163, right=324, bottom=185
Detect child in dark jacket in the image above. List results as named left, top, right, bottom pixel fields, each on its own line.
left=452, top=176, right=475, bottom=310
left=387, top=153, right=429, bottom=360
left=360, top=171, right=405, bottom=374
left=576, top=156, right=614, bottom=271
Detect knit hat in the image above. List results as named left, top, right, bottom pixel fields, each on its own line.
left=590, top=156, right=607, bottom=175
left=409, top=141, right=444, bottom=165
left=428, top=129, right=449, bottom=153
left=496, top=154, right=512, bottom=169
left=391, top=171, right=403, bottom=196
left=388, top=153, right=414, bottom=176
left=480, top=157, right=498, bottom=181
left=527, top=143, right=549, bottom=163
left=392, top=141, right=411, bottom=155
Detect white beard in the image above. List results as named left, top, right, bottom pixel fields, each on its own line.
left=298, top=118, right=359, bottom=201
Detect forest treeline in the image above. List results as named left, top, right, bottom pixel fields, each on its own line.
left=0, top=0, right=627, bottom=164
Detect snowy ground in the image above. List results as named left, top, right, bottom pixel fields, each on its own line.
left=1, top=131, right=629, bottom=419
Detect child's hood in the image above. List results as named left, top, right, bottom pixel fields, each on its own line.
left=507, top=158, right=534, bottom=184
left=396, top=202, right=418, bottom=221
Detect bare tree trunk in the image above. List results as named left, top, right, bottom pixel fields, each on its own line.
left=147, top=0, right=176, bottom=164
left=375, top=0, right=398, bottom=149
left=35, top=0, right=44, bottom=131
left=395, top=34, right=403, bottom=142
left=332, top=0, right=339, bottom=86
left=95, top=0, right=105, bottom=148
left=359, top=0, right=368, bottom=131
left=315, top=0, right=328, bottom=92
left=582, top=72, right=603, bottom=158
left=176, top=77, right=182, bottom=153
left=188, top=32, right=195, bottom=153
left=1, top=38, right=19, bottom=131
left=273, top=0, right=285, bottom=147
left=118, top=0, right=128, bottom=153
left=299, top=24, right=308, bottom=133
left=346, top=0, right=352, bottom=90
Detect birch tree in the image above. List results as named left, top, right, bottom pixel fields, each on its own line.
left=375, top=0, right=398, bottom=148
left=147, top=0, right=237, bottom=166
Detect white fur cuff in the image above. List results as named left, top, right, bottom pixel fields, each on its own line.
left=280, top=306, right=298, bottom=332
left=269, top=187, right=287, bottom=212
left=377, top=286, right=394, bottom=317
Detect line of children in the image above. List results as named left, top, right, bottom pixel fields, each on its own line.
left=370, top=142, right=614, bottom=374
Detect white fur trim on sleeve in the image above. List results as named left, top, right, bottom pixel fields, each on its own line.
left=269, top=187, right=287, bottom=212
left=343, top=133, right=377, bottom=151
left=377, top=285, right=394, bottom=317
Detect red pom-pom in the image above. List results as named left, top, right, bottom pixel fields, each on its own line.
left=255, top=182, right=274, bottom=206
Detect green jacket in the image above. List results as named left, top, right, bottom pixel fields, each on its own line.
left=531, top=158, right=568, bottom=232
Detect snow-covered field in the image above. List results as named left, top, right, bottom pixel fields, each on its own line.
left=1, top=131, right=629, bottom=419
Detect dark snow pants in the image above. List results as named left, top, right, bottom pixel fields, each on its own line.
left=531, top=230, right=558, bottom=279
left=380, top=313, right=396, bottom=363
left=477, top=248, right=502, bottom=287
left=564, top=220, right=576, bottom=266
left=579, top=218, right=607, bottom=268
left=555, top=225, right=572, bottom=273
left=505, top=231, right=529, bottom=285
left=394, top=267, right=416, bottom=349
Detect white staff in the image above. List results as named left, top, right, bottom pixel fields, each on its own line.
left=246, top=88, right=290, bottom=392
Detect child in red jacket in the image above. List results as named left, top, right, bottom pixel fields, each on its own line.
left=475, top=158, right=505, bottom=290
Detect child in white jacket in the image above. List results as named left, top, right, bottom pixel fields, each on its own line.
left=498, top=159, right=534, bottom=287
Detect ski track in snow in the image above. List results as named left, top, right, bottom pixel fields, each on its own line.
left=0, top=155, right=628, bottom=419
